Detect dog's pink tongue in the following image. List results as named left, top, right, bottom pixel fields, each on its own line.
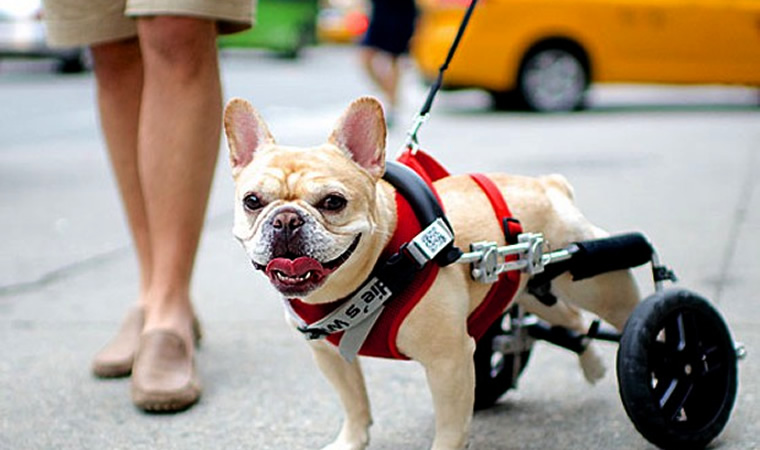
left=266, top=257, right=325, bottom=278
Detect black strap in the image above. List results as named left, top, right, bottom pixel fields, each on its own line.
left=382, top=162, right=462, bottom=266
left=419, top=0, right=480, bottom=117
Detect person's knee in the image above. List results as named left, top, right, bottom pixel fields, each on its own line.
left=92, top=38, right=142, bottom=90
left=137, top=16, right=217, bottom=74
left=360, top=48, right=376, bottom=68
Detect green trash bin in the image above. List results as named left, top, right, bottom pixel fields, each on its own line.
left=218, top=0, right=318, bottom=58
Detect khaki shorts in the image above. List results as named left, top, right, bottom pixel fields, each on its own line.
left=43, top=0, right=255, bottom=48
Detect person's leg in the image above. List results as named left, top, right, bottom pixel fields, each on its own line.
left=93, top=39, right=151, bottom=296
left=360, top=47, right=383, bottom=95
left=135, top=15, right=220, bottom=341
left=90, top=39, right=151, bottom=378
left=129, top=15, right=222, bottom=411
left=360, top=47, right=399, bottom=124
left=384, top=55, right=401, bottom=113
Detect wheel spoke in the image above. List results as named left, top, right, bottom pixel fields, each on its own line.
left=700, top=345, right=724, bottom=376
left=659, top=377, right=695, bottom=421
left=680, top=311, right=701, bottom=351
left=664, top=312, right=687, bottom=352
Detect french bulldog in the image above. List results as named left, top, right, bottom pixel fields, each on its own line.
left=223, top=96, right=641, bottom=450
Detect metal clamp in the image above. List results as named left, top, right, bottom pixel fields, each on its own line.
left=458, top=232, right=574, bottom=284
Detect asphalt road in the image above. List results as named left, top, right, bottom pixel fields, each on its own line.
left=0, top=45, right=758, bottom=450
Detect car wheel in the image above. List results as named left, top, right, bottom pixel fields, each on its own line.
left=516, top=46, right=588, bottom=112
left=57, top=53, right=85, bottom=74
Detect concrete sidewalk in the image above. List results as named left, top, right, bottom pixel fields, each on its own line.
left=1, top=47, right=758, bottom=449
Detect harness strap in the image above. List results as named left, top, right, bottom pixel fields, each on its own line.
left=466, top=173, right=524, bottom=341
left=469, top=173, right=522, bottom=244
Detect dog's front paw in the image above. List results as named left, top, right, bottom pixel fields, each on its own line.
left=321, top=437, right=368, bottom=450
left=321, top=426, right=370, bottom=450
left=579, top=343, right=606, bottom=384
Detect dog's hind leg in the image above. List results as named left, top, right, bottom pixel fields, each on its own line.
left=309, top=340, right=372, bottom=450
left=551, top=269, right=640, bottom=332
left=518, top=294, right=607, bottom=384
left=536, top=174, right=642, bottom=331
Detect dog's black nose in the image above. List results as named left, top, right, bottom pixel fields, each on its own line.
left=272, top=210, right=304, bottom=232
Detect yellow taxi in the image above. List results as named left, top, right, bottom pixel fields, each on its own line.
left=412, top=0, right=760, bottom=111
left=316, top=0, right=369, bottom=44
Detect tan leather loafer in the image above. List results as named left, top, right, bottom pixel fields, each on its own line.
left=131, top=330, right=201, bottom=412
left=92, top=308, right=203, bottom=379
left=92, top=307, right=144, bottom=378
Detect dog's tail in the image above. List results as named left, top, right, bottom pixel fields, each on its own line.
left=541, top=174, right=575, bottom=201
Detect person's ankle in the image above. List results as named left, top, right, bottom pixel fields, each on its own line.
left=142, top=294, right=196, bottom=346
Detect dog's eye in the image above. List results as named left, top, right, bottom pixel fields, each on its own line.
left=243, top=194, right=263, bottom=211
left=317, top=194, right=347, bottom=212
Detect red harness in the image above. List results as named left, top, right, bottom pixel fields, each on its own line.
left=287, top=149, right=522, bottom=359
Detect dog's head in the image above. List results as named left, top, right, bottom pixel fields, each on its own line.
left=224, top=97, right=389, bottom=301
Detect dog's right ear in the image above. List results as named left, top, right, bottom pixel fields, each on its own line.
left=223, top=98, right=275, bottom=176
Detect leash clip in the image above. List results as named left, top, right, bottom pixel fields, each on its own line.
left=401, top=113, right=430, bottom=156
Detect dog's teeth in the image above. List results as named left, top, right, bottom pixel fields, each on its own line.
left=274, top=270, right=313, bottom=284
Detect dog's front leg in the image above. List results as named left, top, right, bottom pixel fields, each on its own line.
left=420, top=335, right=476, bottom=450
left=309, top=340, right=372, bottom=450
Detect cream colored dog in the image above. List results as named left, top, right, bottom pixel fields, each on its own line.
left=224, top=96, right=640, bottom=450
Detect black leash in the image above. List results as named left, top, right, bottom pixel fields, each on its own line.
left=405, top=0, right=480, bottom=150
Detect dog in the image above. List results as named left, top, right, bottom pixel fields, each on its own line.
left=223, top=96, right=641, bottom=450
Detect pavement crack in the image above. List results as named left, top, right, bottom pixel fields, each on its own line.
left=0, top=210, right=234, bottom=298
left=712, top=148, right=756, bottom=304
left=0, top=246, right=130, bottom=297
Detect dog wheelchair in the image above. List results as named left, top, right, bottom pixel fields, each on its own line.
left=389, top=1, right=744, bottom=447
left=374, top=136, right=744, bottom=449
left=384, top=142, right=743, bottom=449
left=458, top=230, right=744, bottom=449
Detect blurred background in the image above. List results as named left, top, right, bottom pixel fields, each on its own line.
left=2, top=0, right=758, bottom=112
left=1, top=1, right=758, bottom=449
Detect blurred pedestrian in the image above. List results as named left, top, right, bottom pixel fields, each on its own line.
left=41, top=0, right=255, bottom=412
left=360, top=0, right=418, bottom=127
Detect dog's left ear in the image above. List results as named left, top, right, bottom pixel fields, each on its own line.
left=328, top=96, right=386, bottom=179
left=224, top=97, right=275, bottom=176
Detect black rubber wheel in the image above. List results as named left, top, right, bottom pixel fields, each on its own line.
left=617, top=288, right=738, bottom=449
left=514, top=46, right=588, bottom=112
left=473, top=311, right=532, bottom=410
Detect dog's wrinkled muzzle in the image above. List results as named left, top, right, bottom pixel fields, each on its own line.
left=254, top=234, right=362, bottom=296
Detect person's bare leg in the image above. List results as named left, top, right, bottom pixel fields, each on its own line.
left=377, top=53, right=401, bottom=126
left=129, top=16, right=221, bottom=411
left=384, top=55, right=401, bottom=113
left=360, top=47, right=384, bottom=95
left=136, top=16, right=220, bottom=340
left=360, top=47, right=400, bottom=123
left=90, top=39, right=151, bottom=378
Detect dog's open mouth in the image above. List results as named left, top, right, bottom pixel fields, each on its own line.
left=259, top=234, right=361, bottom=296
